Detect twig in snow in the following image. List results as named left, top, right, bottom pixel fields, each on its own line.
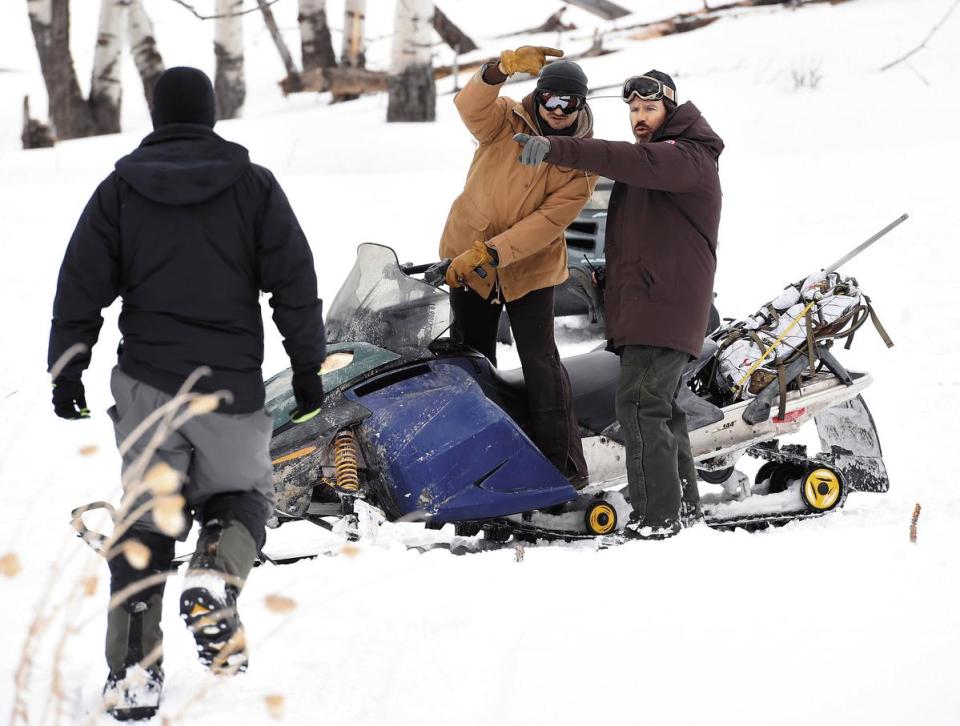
left=880, top=0, right=960, bottom=72
left=909, top=503, right=922, bottom=544
left=904, top=61, right=931, bottom=86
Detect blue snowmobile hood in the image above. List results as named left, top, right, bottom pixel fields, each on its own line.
left=115, top=124, right=250, bottom=206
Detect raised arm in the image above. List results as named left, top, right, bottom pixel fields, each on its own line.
left=453, top=67, right=512, bottom=145
left=455, top=47, right=564, bottom=145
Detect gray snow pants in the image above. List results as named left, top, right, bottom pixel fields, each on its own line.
left=105, top=366, right=271, bottom=673
left=107, top=366, right=274, bottom=541
left=616, top=345, right=701, bottom=527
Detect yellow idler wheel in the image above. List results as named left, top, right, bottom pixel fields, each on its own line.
left=585, top=501, right=618, bottom=535
left=801, top=466, right=844, bottom=512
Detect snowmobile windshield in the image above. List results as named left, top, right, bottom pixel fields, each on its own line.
left=325, top=243, right=451, bottom=358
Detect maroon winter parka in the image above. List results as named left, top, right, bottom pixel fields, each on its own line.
left=546, top=102, right=723, bottom=358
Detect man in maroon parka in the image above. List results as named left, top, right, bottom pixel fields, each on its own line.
left=515, top=70, right=723, bottom=539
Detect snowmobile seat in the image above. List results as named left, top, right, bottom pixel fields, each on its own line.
left=493, top=339, right=722, bottom=435
left=493, top=349, right=621, bottom=434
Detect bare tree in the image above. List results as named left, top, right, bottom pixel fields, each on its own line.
left=90, top=0, right=129, bottom=134
left=26, top=0, right=97, bottom=140
left=214, top=0, right=245, bottom=119
left=128, top=0, right=165, bottom=108
left=258, top=0, right=301, bottom=90
left=341, top=0, right=367, bottom=69
left=299, top=0, right=337, bottom=72
left=387, top=0, right=435, bottom=122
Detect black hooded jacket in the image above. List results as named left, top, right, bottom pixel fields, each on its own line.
left=48, top=124, right=325, bottom=413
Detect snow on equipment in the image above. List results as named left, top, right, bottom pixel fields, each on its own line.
left=716, top=270, right=888, bottom=411
left=257, top=225, right=901, bottom=558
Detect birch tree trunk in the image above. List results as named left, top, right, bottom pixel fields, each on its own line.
left=90, top=0, right=128, bottom=134
left=128, top=0, right=164, bottom=109
left=214, top=0, right=245, bottom=120
left=26, top=0, right=97, bottom=139
left=341, top=0, right=367, bottom=69
left=387, top=0, right=435, bottom=122
left=298, top=0, right=336, bottom=72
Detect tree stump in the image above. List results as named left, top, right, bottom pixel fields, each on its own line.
left=387, top=65, right=435, bottom=122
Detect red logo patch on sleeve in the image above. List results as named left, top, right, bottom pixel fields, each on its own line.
left=664, top=140, right=676, bottom=145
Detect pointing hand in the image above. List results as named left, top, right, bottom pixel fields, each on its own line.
left=513, top=133, right=552, bottom=166
left=498, top=46, right=564, bottom=76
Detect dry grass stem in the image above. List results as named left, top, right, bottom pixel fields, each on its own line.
left=82, top=576, right=98, bottom=597
left=339, top=543, right=361, bottom=558
left=152, top=495, right=187, bottom=537
left=16, top=365, right=235, bottom=722
left=264, top=694, right=286, bottom=719
left=144, top=462, right=181, bottom=496
left=121, top=539, right=151, bottom=570
left=910, top=502, right=922, bottom=544
left=188, top=394, right=221, bottom=416
left=169, top=605, right=297, bottom=722
left=265, top=594, right=297, bottom=613
left=104, top=572, right=174, bottom=616
left=48, top=343, right=88, bottom=382
left=1, top=552, right=22, bottom=578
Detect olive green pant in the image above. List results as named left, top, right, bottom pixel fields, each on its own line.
left=616, top=345, right=700, bottom=527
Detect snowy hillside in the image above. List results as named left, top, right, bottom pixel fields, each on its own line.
left=2, top=1, right=959, bottom=724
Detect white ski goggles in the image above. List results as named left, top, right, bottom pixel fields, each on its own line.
left=535, top=90, right=586, bottom=114
left=621, top=76, right=677, bottom=104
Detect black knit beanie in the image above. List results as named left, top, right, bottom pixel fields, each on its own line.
left=151, top=67, right=217, bottom=129
left=536, top=60, right=589, bottom=97
left=643, top=68, right=678, bottom=110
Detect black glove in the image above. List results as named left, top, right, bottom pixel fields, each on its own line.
left=52, top=377, right=90, bottom=420
left=291, top=368, right=324, bottom=424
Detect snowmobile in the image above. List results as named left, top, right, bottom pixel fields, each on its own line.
left=265, top=242, right=892, bottom=551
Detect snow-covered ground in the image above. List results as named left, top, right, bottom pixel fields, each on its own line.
left=2, top=1, right=959, bottom=723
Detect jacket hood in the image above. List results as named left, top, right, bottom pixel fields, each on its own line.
left=518, top=93, right=594, bottom=140
left=115, top=124, right=250, bottom=206
left=653, top=102, right=724, bottom=159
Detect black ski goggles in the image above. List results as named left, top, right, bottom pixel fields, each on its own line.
left=535, top=90, right=586, bottom=115
left=621, top=76, right=677, bottom=104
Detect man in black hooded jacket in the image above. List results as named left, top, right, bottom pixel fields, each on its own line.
left=47, top=67, right=325, bottom=719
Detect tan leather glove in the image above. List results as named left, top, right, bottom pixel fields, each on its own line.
left=446, top=240, right=498, bottom=300
left=498, top=46, right=564, bottom=76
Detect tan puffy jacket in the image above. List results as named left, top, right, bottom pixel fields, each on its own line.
left=439, top=69, right=596, bottom=302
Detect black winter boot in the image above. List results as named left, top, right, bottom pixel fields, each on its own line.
left=102, top=664, right=164, bottom=721
left=622, top=515, right=681, bottom=541
left=180, top=517, right=257, bottom=674
left=104, top=528, right=174, bottom=720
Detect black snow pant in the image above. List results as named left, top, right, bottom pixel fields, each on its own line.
left=616, top=345, right=702, bottom=527
left=450, top=286, right=588, bottom=483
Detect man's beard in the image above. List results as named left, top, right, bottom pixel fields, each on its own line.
left=633, top=125, right=652, bottom=143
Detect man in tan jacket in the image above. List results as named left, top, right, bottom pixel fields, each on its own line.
left=439, top=46, right=596, bottom=485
